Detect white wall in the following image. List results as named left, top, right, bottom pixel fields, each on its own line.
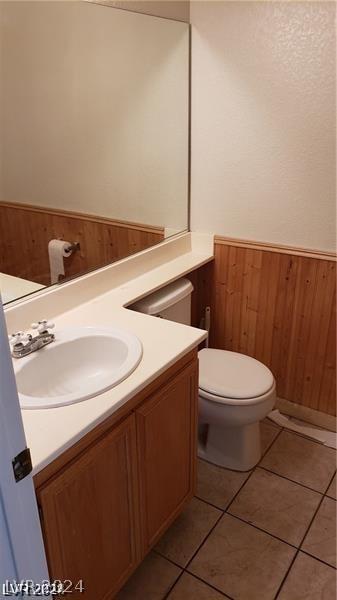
left=0, top=1, right=189, bottom=230
left=190, top=1, right=336, bottom=252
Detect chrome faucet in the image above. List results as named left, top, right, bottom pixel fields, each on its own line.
left=9, top=320, right=55, bottom=359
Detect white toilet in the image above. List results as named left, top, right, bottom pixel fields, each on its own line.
left=132, top=278, right=276, bottom=471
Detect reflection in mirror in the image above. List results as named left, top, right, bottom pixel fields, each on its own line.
left=0, top=1, right=189, bottom=304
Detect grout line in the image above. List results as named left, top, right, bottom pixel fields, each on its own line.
left=273, top=549, right=300, bottom=598
left=178, top=427, right=287, bottom=567
left=154, top=526, right=337, bottom=582
left=193, top=428, right=335, bottom=599
left=323, top=469, right=337, bottom=496
left=271, top=425, right=337, bottom=449
left=163, top=569, right=185, bottom=600
left=282, top=428, right=337, bottom=448
left=164, top=565, right=234, bottom=600
left=161, top=433, right=335, bottom=600
left=178, top=509, right=224, bottom=570
left=324, top=492, right=337, bottom=500
left=194, top=493, right=233, bottom=512
left=298, top=470, right=337, bottom=553
left=258, top=465, right=326, bottom=495
left=182, top=571, right=235, bottom=600
left=298, top=496, right=324, bottom=549
left=222, top=468, right=256, bottom=514
left=274, top=484, right=329, bottom=598
left=263, top=419, right=283, bottom=430
left=195, top=461, right=256, bottom=512
left=157, top=529, right=233, bottom=599
left=152, top=547, right=185, bottom=570
left=191, top=494, right=226, bottom=512
left=258, top=425, right=284, bottom=460
left=153, top=498, right=225, bottom=574
left=274, top=548, right=300, bottom=600
left=168, top=458, right=261, bottom=595
left=221, top=426, right=285, bottom=515
left=299, top=548, right=337, bottom=571
left=224, top=513, right=298, bottom=551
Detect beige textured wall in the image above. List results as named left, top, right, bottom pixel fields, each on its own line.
left=190, top=1, right=336, bottom=252
left=0, top=1, right=189, bottom=230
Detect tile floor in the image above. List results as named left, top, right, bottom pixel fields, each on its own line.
left=118, top=420, right=336, bottom=600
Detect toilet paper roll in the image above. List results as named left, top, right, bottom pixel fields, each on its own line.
left=48, top=239, right=73, bottom=284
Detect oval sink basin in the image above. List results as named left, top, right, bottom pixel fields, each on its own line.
left=14, top=326, right=143, bottom=409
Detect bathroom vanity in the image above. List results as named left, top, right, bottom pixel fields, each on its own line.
left=6, top=233, right=213, bottom=600
left=3, top=232, right=213, bottom=598
left=33, top=349, right=198, bottom=599
left=1, top=3, right=210, bottom=593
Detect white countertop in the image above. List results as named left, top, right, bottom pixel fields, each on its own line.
left=5, top=232, right=214, bottom=474
left=0, top=273, right=44, bottom=304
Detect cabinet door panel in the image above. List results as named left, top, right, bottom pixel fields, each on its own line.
left=136, top=360, right=198, bottom=550
left=38, top=415, right=139, bottom=600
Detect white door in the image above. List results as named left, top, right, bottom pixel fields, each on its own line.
left=0, top=298, right=49, bottom=593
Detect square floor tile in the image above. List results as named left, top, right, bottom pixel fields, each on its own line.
left=188, top=514, right=296, bottom=600
left=260, top=421, right=280, bottom=455
left=263, top=416, right=282, bottom=430
left=302, top=497, right=336, bottom=567
left=155, top=497, right=221, bottom=567
left=228, top=467, right=321, bottom=546
left=116, top=552, right=181, bottom=600
left=168, top=572, right=229, bottom=599
left=260, top=431, right=336, bottom=492
left=196, top=458, right=250, bottom=510
left=326, top=473, right=336, bottom=499
left=278, top=552, right=336, bottom=600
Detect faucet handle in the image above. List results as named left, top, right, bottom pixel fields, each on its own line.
left=31, top=320, right=55, bottom=334
left=8, top=331, right=32, bottom=347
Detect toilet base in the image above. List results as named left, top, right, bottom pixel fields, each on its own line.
left=198, top=422, right=261, bottom=471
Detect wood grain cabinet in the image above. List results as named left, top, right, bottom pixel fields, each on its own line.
left=136, top=361, right=198, bottom=551
left=35, top=351, right=198, bottom=599
left=37, top=415, right=140, bottom=600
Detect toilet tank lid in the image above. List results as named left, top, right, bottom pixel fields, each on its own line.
left=198, top=348, right=275, bottom=399
left=131, top=278, right=193, bottom=315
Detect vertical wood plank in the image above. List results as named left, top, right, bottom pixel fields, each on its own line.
left=213, top=243, right=229, bottom=349
left=200, top=240, right=336, bottom=417
left=239, top=249, right=261, bottom=356
left=232, top=247, right=245, bottom=352
left=270, top=255, right=298, bottom=399
left=303, top=261, right=336, bottom=410
left=286, top=258, right=319, bottom=404
left=254, top=252, right=280, bottom=367
left=319, top=288, right=336, bottom=414
left=0, top=204, right=164, bottom=286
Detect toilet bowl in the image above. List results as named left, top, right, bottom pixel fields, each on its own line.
left=198, top=348, right=276, bottom=471
left=132, top=278, right=276, bottom=472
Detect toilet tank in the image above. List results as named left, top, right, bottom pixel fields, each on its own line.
left=131, top=278, right=193, bottom=325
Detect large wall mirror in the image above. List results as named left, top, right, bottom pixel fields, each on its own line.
left=0, top=1, right=189, bottom=304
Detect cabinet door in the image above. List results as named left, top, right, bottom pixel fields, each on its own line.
left=38, top=415, right=140, bottom=600
left=136, top=359, right=198, bottom=551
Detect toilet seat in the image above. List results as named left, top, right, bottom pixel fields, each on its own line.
left=198, top=348, right=276, bottom=470
left=198, top=348, right=275, bottom=405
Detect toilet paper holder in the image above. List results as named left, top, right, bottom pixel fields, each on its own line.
left=64, top=241, right=80, bottom=255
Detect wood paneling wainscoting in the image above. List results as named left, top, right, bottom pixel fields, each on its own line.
left=0, top=202, right=164, bottom=286
left=190, top=236, right=336, bottom=417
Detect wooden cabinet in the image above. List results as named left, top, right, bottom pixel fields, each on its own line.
left=136, top=361, right=198, bottom=551
left=38, top=415, right=140, bottom=600
left=35, top=350, right=198, bottom=599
